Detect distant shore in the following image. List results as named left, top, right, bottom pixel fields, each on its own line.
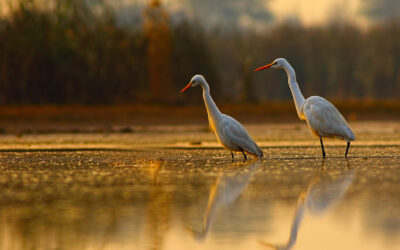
left=0, top=101, right=398, bottom=134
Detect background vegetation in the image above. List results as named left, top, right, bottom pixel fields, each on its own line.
left=0, top=0, right=399, bottom=105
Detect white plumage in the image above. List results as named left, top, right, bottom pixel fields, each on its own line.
left=303, top=96, right=355, bottom=141
left=180, top=75, right=263, bottom=159
left=255, top=58, right=355, bottom=157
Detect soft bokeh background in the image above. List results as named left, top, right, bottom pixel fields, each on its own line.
left=0, top=2, right=400, bottom=250
left=0, top=0, right=399, bottom=106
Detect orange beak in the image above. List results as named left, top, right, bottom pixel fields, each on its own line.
left=254, top=62, right=274, bottom=72
left=180, top=82, right=192, bottom=93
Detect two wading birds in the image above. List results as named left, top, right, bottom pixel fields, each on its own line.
left=180, top=58, right=355, bottom=159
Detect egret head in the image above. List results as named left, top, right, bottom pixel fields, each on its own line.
left=254, top=58, right=288, bottom=71
left=180, top=75, right=206, bottom=93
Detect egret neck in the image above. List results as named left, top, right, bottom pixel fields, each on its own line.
left=282, top=61, right=306, bottom=120
left=199, top=79, right=222, bottom=132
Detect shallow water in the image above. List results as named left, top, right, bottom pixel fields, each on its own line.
left=0, top=122, right=399, bottom=250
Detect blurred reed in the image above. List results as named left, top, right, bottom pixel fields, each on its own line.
left=0, top=0, right=399, bottom=105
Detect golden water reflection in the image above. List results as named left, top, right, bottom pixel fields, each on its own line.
left=0, top=150, right=398, bottom=250
left=185, top=160, right=262, bottom=241
left=260, top=161, right=355, bottom=250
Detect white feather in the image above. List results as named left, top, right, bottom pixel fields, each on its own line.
left=256, top=58, right=355, bottom=157
left=182, top=75, right=263, bottom=158
left=303, top=96, right=355, bottom=141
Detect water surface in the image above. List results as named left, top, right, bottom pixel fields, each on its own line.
left=0, top=122, right=399, bottom=250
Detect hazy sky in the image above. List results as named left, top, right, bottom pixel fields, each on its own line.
left=269, top=0, right=367, bottom=26
left=107, top=0, right=372, bottom=29
left=0, top=0, right=396, bottom=29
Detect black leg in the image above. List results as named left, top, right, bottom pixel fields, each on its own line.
left=320, top=137, right=326, bottom=158
left=242, top=151, right=247, bottom=160
left=239, top=148, right=247, bottom=161
left=345, top=142, right=350, bottom=158
left=231, top=152, right=234, bottom=161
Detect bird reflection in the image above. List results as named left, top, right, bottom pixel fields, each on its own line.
left=143, top=160, right=172, bottom=250
left=260, top=161, right=355, bottom=250
left=185, top=159, right=262, bottom=241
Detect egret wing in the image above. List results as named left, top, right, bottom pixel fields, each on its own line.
left=303, top=96, right=354, bottom=140
left=219, top=115, right=263, bottom=156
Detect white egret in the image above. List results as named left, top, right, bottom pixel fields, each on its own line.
left=255, top=58, right=355, bottom=157
left=180, top=75, right=263, bottom=160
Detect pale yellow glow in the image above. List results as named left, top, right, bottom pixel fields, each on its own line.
left=0, top=0, right=371, bottom=27
left=269, top=0, right=369, bottom=26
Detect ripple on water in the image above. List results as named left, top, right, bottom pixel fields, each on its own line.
left=0, top=124, right=399, bottom=249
